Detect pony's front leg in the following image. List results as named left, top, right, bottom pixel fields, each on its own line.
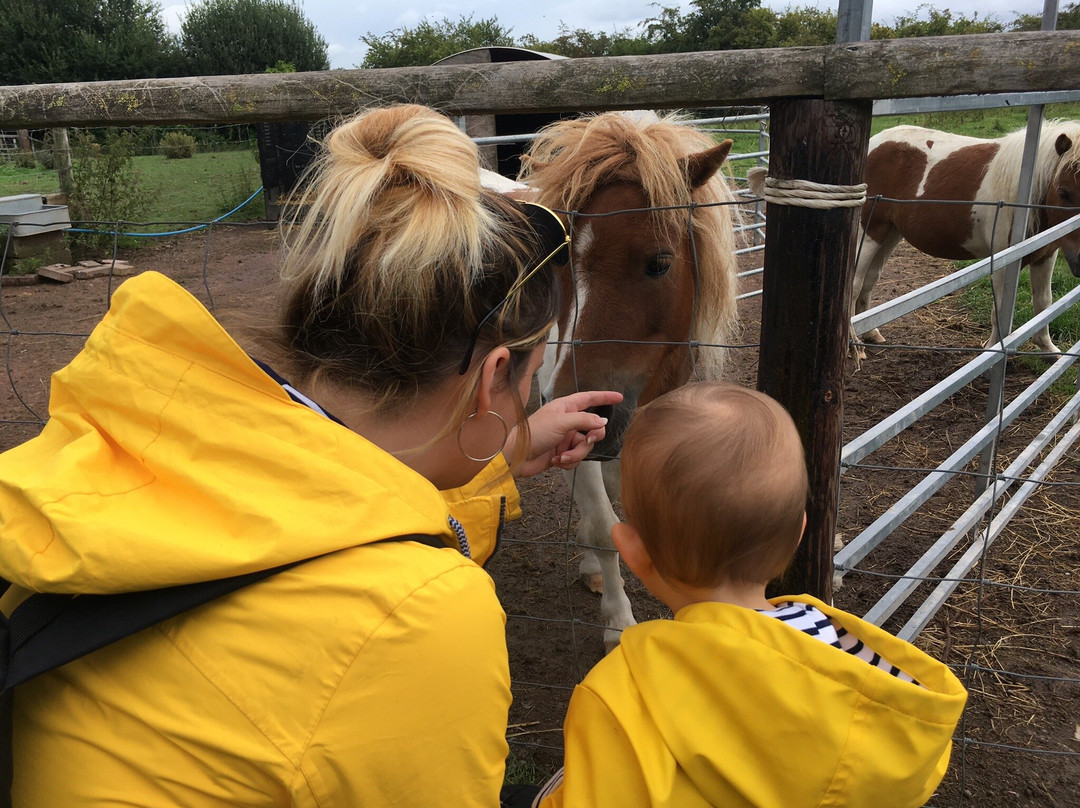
left=850, top=228, right=901, bottom=359
left=1028, top=252, right=1062, bottom=355
left=985, top=256, right=1062, bottom=355
left=563, top=461, right=636, bottom=651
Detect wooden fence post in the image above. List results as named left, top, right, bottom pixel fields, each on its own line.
left=54, top=128, right=74, bottom=199
left=758, top=98, right=872, bottom=601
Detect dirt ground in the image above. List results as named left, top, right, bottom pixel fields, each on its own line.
left=1, top=224, right=1077, bottom=805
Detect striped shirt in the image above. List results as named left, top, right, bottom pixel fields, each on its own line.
left=762, top=601, right=918, bottom=684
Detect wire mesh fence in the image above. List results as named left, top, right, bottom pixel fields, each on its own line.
left=0, top=128, right=1078, bottom=805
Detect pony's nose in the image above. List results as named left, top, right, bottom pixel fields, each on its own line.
left=586, top=404, right=614, bottom=421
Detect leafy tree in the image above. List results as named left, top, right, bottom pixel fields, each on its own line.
left=520, top=26, right=652, bottom=57
left=1010, top=1, right=1080, bottom=30
left=181, top=0, right=329, bottom=75
left=731, top=7, right=781, bottom=49
left=774, top=6, right=837, bottom=46
left=0, top=0, right=181, bottom=84
left=871, top=5, right=1004, bottom=38
left=361, top=15, right=516, bottom=68
left=646, top=0, right=766, bottom=53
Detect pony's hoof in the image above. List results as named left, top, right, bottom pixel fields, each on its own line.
left=582, top=572, right=604, bottom=594
left=864, top=328, right=886, bottom=344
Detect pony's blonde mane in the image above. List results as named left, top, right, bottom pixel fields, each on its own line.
left=518, top=112, right=739, bottom=378
left=989, top=119, right=1080, bottom=233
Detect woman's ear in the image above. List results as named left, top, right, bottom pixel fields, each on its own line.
left=474, top=346, right=511, bottom=414
left=611, top=522, right=654, bottom=582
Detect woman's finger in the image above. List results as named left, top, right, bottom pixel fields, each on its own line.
left=549, top=389, right=622, bottom=414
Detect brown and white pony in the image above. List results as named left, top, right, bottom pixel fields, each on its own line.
left=513, top=111, right=740, bottom=649
left=852, top=121, right=1080, bottom=357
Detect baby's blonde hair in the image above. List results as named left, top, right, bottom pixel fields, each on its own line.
left=275, top=105, right=559, bottom=444
left=620, top=382, right=808, bottom=587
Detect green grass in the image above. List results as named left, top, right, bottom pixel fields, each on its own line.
left=0, top=147, right=264, bottom=229
left=133, top=149, right=264, bottom=225
left=961, top=254, right=1080, bottom=388
left=869, top=100, right=1080, bottom=139
left=0, top=161, right=58, bottom=198
left=503, top=752, right=540, bottom=786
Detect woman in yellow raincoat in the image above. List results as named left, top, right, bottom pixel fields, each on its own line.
left=0, top=104, right=618, bottom=807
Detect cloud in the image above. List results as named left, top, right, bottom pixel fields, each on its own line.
left=162, top=3, right=187, bottom=35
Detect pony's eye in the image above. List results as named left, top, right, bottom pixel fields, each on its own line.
left=645, top=254, right=673, bottom=278
left=1059, top=187, right=1074, bottom=205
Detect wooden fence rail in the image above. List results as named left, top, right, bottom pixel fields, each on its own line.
left=0, top=31, right=1077, bottom=127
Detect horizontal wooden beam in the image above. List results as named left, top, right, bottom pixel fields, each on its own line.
left=0, top=30, right=1077, bottom=128
left=828, top=31, right=1080, bottom=100
left=0, top=49, right=823, bottom=127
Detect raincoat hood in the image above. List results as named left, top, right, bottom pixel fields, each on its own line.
left=611, top=595, right=966, bottom=807
left=0, top=271, right=461, bottom=594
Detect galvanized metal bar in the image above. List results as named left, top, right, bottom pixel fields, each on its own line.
left=889, top=0, right=1075, bottom=639
left=898, top=398, right=1080, bottom=641
left=694, top=112, right=771, bottom=126
left=836, top=0, right=873, bottom=43
left=978, top=104, right=1047, bottom=491
left=842, top=282, right=1080, bottom=468
left=856, top=341, right=1080, bottom=621
left=873, top=89, right=1080, bottom=117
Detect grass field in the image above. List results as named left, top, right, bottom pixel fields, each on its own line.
left=0, top=147, right=264, bottom=227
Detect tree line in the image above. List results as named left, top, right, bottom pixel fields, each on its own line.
left=362, top=0, right=1080, bottom=67
left=2, top=0, right=1078, bottom=84
left=0, top=0, right=328, bottom=85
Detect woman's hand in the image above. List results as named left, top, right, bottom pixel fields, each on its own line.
left=506, top=390, right=624, bottom=478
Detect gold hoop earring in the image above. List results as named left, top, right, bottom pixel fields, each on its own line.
left=457, top=410, right=509, bottom=463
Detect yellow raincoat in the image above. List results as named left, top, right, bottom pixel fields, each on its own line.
left=0, top=272, right=520, bottom=807
left=542, top=596, right=967, bottom=808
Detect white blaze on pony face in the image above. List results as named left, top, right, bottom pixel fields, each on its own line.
left=540, top=220, right=593, bottom=405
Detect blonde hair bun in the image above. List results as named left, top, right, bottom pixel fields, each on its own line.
left=285, top=104, right=499, bottom=316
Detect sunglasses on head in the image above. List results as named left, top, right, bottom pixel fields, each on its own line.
left=457, top=202, right=570, bottom=376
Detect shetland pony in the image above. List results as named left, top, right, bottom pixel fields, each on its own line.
left=514, top=112, right=741, bottom=649
left=852, top=121, right=1080, bottom=357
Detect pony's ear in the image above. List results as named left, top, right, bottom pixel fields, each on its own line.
left=1056, top=133, right=1073, bottom=157
left=683, top=139, right=734, bottom=190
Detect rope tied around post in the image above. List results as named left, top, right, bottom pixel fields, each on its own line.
left=746, top=166, right=867, bottom=209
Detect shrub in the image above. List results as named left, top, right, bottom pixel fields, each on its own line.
left=159, top=132, right=197, bottom=159
left=67, top=129, right=148, bottom=253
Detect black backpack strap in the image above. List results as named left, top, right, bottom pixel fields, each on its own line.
left=3, top=533, right=446, bottom=690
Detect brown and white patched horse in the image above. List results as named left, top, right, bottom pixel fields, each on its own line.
left=515, top=111, right=740, bottom=649
left=853, top=121, right=1080, bottom=356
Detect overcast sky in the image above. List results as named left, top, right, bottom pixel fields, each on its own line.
left=162, top=0, right=1053, bottom=70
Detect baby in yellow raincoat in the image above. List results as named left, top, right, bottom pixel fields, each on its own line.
left=536, top=380, right=967, bottom=808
